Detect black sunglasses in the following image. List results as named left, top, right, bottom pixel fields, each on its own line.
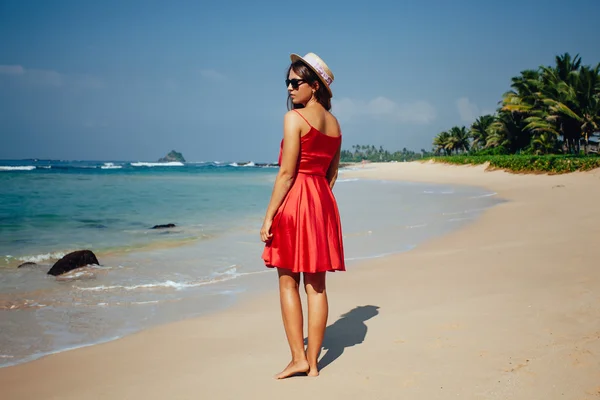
left=285, top=79, right=306, bottom=90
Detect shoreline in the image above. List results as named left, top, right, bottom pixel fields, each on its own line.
left=2, top=162, right=599, bottom=399
left=1, top=174, right=499, bottom=368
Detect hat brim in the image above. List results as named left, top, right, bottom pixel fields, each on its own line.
left=290, top=53, right=333, bottom=97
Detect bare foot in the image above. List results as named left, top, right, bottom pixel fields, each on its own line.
left=274, top=359, right=310, bottom=379
left=307, top=366, right=319, bottom=377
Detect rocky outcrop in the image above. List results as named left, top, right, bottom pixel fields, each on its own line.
left=47, top=250, right=99, bottom=276
left=158, top=150, right=185, bottom=163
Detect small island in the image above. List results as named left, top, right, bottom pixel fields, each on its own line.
left=158, top=150, right=186, bottom=163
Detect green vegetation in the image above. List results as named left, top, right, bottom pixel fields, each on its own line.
left=340, top=145, right=434, bottom=162
left=340, top=53, right=599, bottom=174
left=426, top=52, right=600, bottom=174
left=428, top=154, right=600, bottom=174
left=432, top=52, right=600, bottom=156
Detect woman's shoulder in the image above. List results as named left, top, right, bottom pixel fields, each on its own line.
left=326, top=110, right=340, bottom=125
left=325, top=111, right=341, bottom=132
left=282, top=110, right=307, bottom=133
left=284, top=109, right=305, bottom=124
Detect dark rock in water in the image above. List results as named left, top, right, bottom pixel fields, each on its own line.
left=151, top=223, right=176, bottom=229
left=158, top=150, right=185, bottom=163
left=47, top=250, right=99, bottom=276
left=17, top=262, right=37, bottom=268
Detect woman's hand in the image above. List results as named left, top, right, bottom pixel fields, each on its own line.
left=260, top=218, right=273, bottom=243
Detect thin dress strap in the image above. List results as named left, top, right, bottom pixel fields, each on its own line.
left=293, top=109, right=313, bottom=129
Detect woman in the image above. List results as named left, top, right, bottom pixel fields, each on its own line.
left=260, top=52, right=345, bottom=379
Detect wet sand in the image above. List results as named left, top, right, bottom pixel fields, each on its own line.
left=2, top=161, right=600, bottom=400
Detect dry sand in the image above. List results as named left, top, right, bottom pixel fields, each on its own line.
left=2, top=161, right=600, bottom=400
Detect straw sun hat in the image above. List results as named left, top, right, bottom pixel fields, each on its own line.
left=290, top=52, right=334, bottom=97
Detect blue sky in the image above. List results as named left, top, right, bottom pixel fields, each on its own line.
left=1, top=0, right=599, bottom=162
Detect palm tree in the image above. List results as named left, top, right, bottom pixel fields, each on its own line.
left=433, top=131, right=452, bottom=155
left=503, top=53, right=600, bottom=154
left=435, top=52, right=599, bottom=156
left=544, top=63, right=600, bottom=153
left=483, top=110, right=524, bottom=152
left=502, top=69, right=543, bottom=113
left=576, top=64, right=600, bottom=152
left=500, top=69, right=541, bottom=152
left=531, top=132, right=559, bottom=155
left=448, top=126, right=470, bottom=154
left=533, top=53, right=584, bottom=153
left=470, top=115, right=496, bottom=151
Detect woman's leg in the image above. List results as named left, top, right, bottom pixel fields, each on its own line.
left=275, top=268, right=309, bottom=379
left=304, top=271, right=328, bottom=377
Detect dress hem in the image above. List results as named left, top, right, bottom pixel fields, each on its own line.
left=264, top=263, right=345, bottom=273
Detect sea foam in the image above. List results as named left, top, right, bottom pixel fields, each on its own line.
left=0, top=166, right=35, bottom=171
left=130, top=162, right=184, bottom=167
left=100, top=162, right=122, bottom=169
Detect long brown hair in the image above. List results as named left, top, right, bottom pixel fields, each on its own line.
left=286, top=60, right=332, bottom=111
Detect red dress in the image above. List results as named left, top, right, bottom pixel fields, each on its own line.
left=262, top=110, right=346, bottom=273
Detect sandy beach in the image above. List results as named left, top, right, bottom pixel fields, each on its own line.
left=2, top=161, right=600, bottom=400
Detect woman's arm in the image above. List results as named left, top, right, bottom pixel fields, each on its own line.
left=326, top=145, right=341, bottom=190
left=326, top=117, right=342, bottom=190
left=260, top=112, right=301, bottom=242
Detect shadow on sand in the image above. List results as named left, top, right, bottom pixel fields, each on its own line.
left=305, top=305, right=380, bottom=371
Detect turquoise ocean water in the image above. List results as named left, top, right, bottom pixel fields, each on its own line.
left=0, top=159, right=502, bottom=367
